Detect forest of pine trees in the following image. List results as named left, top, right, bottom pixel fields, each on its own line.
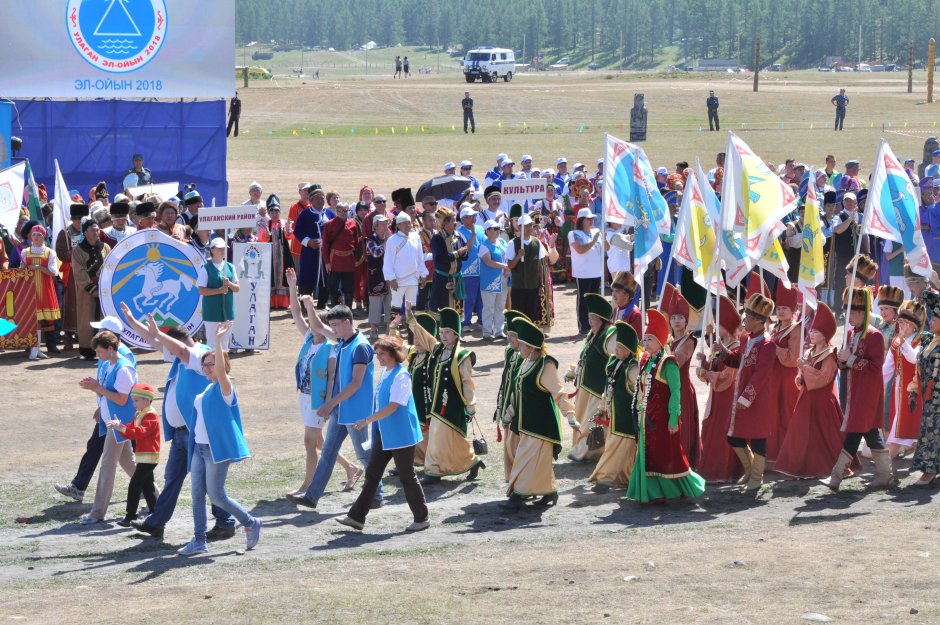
left=237, top=0, right=940, bottom=69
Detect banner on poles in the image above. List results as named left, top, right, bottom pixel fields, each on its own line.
left=501, top=178, right=547, bottom=203
left=230, top=242, right=271, bottom=351
left=0, top=1, right=235, bottom=98
left=0, top=268, right=39, bottom=350
left=99, top=229, right=204, bottom=349
left=197, top=206, right=259, bottom=231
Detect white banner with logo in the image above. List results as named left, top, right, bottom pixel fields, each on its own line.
left=230, top=242, right=271, bottom=351
left=198, top=205, right=259, bottom=231
left=0, top=1, right=234, bottom=98
left=99, top=229, right=204, bottom=349
left=501, top=178, right=547, bottom=203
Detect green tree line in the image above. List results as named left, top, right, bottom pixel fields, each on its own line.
left=237, top=0, right=940, bottom=69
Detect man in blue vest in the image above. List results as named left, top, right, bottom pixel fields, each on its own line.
left=289, top=305, right=381, bottom=509
left=54, top=316, right=136, bottom=504
left=119, top=307, right=236, bottom=540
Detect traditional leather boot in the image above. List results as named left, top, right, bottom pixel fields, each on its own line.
left=732, top=446, right=753, bottom=485
left=869, top=449, right=895, bottom=489
left=822, top=450, right=853, bottom=492
left=746, top=454, right=766, bottom=491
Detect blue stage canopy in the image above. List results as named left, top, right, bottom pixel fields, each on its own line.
left=11, top=99, right=227, bottom=204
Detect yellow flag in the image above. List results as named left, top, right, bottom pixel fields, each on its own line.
left=798, top=168, right=825, bottom=307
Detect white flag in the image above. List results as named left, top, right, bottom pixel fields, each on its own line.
left=53, top=159, right=71, bottom=249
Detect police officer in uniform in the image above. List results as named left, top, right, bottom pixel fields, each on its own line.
left=706, top=90, right=720, bottom=131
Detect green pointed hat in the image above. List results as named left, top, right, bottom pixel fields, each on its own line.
left=504, top=309, right=531, bottom=333
left=438, top=307, right=462, bottom=335
left=614, top=320, right=638, bottom=353
left=413, top=312, right=438, bottom=338
left=513, top=317, right=544, bottom=348
left=584, top=293, right=613, bottom=322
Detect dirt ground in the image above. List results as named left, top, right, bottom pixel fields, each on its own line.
left=2, top=280, right=938, bottom=625
left=2, top=72, right=940, bottom=624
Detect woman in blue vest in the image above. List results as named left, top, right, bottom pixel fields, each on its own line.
left=196, top=238, right=240, bottom=352
left=335, top=335, right=430, bottom=532
left=285, top=268, right=362, bottom=497
left=179, top=322, right=261, bottom=556
left=77, top=330, right=138, bottom=525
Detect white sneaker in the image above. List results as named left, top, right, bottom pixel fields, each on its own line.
left=54, top=483, right=84, bottom=502
left=406, top=519, right=430, bottom=532
left=80, top=514, right=101, bottom=526
left=36, top=350, right=48, bottom=359
left=177, top=539, right=209, bottom=556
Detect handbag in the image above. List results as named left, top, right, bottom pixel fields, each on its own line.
left=469, top=414, right=489, bottom=455
left=586, top=415, right=606, bottom=452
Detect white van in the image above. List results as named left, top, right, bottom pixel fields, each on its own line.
left=463, top=47, right=516, bottom=83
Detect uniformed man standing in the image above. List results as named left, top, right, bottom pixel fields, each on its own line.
left=462, top=91, right=475, bottom=134
left=122, top=153, right=152, bottom=189
left=831, top=88, right=849, bottom=131
left=227, top=92, right=242, bottom=137
left=706, top=90, right=720, bottom=131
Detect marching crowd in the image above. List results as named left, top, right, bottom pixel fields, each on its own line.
left=5, top=147, right=940, bottom=556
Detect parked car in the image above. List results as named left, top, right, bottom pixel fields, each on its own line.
left=588, top=62, right=599, bottom=71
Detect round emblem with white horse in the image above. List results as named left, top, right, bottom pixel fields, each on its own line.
left=99, top=229, right=203, bottom=348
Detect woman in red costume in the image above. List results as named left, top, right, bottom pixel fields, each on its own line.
left=776, top=303, right=847, bottom=478
left=767, top=282, right=801, bottom=463
left=662, top=284, right=700, bottom=468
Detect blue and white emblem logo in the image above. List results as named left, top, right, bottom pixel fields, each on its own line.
left=67, top=0, right=168, bottom=73
left=99, top=229, right=204, bottom=348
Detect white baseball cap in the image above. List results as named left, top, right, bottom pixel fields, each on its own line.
left=209, top=237, right=227, bottom=249
left=443, top=161, right=456, bottom=171
left=597, top=158, right=604, bottom=164
left=373, top=214, right=390, bottom=224
left=542, top=168, right=555, bottom=176
left=459, top=206, right=477, bottom=219
left=483, top=219, right=500, bottom=230
left=573, top=162, right=584, bottom=170
left=499, top=157, right=515, bottom=167
left=577, top=208, right=596, bottom=219
left=843, top=192, right=857, bottom=202
left=459, top=160, right=472, bottom=168
left=395, top=212, right=412, bottom=224
left=518, top=214, right=534, bottom=226
left=556, top=157, right=568, bottom=165
left=496, top=153, right=508, bottom=162
left=520, top=154, right=532, bottom=163
left=90, top=316, right=124, bottom=334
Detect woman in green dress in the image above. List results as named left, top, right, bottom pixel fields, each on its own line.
left=499, top=317, right=576, bottom=510
left=626, top=308, right=706, bottom=504
left=421, top=307, right=485, bottom=484
left=407, top=310, right=439, bottom=467
left=589, top=321, right=641, bottom=492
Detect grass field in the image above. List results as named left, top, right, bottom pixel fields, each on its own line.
left=2, top=70, right=939, bottom=625
left=227, top=69, right=940, bottom=203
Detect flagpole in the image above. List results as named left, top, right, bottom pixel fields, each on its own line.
left=799, top=300, right=806, bottom=357
left=841, top=211, right=866, bottom=351
left=601, top=133, right=608, bottom=297
left=639, top=280, right=645, bottom=336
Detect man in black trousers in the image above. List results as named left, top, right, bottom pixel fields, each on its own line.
left=462, top=91, right=475, bottom=134
left=227, top=92, right=241, bottom=137
left=706, top=90, right=720, bottom=131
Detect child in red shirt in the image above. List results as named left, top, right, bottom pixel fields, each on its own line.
left=108, top=383, right=161, bottom=527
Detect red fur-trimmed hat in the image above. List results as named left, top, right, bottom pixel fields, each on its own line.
left=646, top=308, right=670, bottom=348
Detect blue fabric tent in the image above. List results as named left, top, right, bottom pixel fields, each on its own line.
left=11, top=99, right=227, bottom=204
